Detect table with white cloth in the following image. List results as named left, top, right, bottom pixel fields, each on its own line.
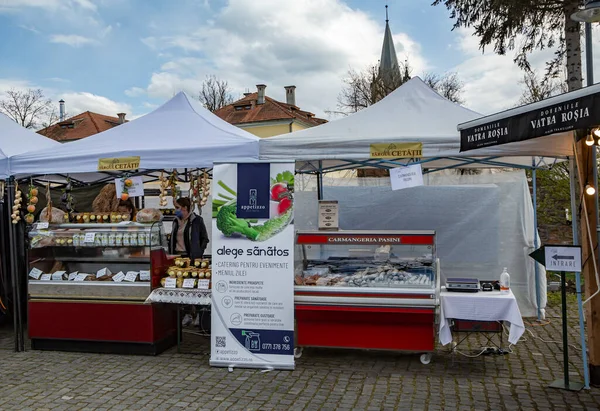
left=145, top=288, right=211, bottom=352
left=438, top=287, right=525, bottom=347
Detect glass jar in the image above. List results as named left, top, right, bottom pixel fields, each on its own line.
left=115, top=233, right=123, bottom=247
left=130, top=233, right=138, bottom=246
left=108, top=233, right=116, bottom=246
left=101, top=233, right=109, bottom=247
left=123, top=233, right=130, bottom=246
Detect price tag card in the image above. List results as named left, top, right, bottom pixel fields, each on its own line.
left=197, top=279, right=210, bottom=290
left=96, top=268, right=112, bottom=278
left=124, top=271, right=138, bottom=282
left=139, top=270, right=151, bottom=281
left=164, top=278, right=177, bottom=288
left=40, top=274, right=52, bottom=281
left=52, top=271, right=66, bottom=281
left=36, top=222, right=49, bottom=230
left=29, top=268, right=43, bottom=279
left=74, top=273, right=88, bottom=282
left=84, top=232, right=96, bottom=243
left=182, top=278, right=196, bottom=288
left=112, top=272, right=125, bottom=282
left=68, top=272, right=78, bottom=281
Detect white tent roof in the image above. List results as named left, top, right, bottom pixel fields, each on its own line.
left=10, top=92, right=260, bottom=177
left=259, top=77, right=572, bottom=169
left=0, top=113, right=61, bottom=178
left=259, top=77, right=483, bottom=161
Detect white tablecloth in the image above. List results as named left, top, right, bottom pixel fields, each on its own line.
left=438, top=288, right=525, bottom=346
left=145, top=288, right=211, bottom=305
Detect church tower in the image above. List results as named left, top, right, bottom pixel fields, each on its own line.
left=379, top=6, right=400, bottom=91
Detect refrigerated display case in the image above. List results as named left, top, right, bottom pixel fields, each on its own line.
left=27, top=222, right=177, bottom=355
left=294, top=230, right=440, bottom=364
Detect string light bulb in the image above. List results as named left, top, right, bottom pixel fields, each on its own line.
left=586, top=133, right=595, bottom=146
left=586, top=184, right=596, bottom=196
left=594, top=128, right=600, bottom=138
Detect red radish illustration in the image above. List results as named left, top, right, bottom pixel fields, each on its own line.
left=271, top=183, right=288, bottom=201
left=277, top=197, right=292, bottom=215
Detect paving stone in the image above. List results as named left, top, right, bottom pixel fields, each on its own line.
left=0, top=303, right=599, bottom=410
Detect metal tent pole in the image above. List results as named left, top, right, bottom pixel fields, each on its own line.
left=6, top=178, right=21, bottom=351
left=317, top=161, right=324, bottom=200
left=532, top=159, right=542, bottom=320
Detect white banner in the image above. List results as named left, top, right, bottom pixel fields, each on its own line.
left=390, top=164, right=424, bottom=191
left=210, top=163, right=295, bottom=370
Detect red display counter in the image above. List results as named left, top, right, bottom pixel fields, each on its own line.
left=27, top=222, right=176, bottom=355
left=294, top=230, right=440, bottom=364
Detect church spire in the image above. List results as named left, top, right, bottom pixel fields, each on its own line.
left=379, top=4, right=400, bottom=92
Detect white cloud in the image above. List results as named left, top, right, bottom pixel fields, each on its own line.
left=72, top=0, right=96, bottom=11
left=59, top=92, right=132, bottom=117
left=46, top=77, right=70, bottom=83
left=451, top=29, right=557, bottom=115
left=18, top=24, right=40, bottom=34
left=99, top=24, right=112, bottom=38
left=124, top=87, right=146, bottom=97
left=136, top=0, right=428, bottom=117
left=0, top=0, right=96, bottom=11
left=50, top=34, right=97, bottom=47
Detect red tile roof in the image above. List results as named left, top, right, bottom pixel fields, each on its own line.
left=214, top=93, right=327, bottom=127
left=37, top=111, right=127, bottom=142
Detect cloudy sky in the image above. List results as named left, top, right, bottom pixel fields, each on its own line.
left=0, top=0, right=597, bottom=122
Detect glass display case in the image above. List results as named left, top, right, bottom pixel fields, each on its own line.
left=28, top=222, right=166, bottom=300
left=296, top=231, right=436, bottom=290
left=294, top=230, right=440, bottom=363
left=26, top=222, right=177, bottom=355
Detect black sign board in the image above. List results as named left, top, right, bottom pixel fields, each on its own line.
left=460, top=91, right=600, bottom=152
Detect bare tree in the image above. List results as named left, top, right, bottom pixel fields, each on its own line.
left=423, top=72, right=465, bottom=105
left=517, top=69, right=566, bottom=106
left=338, top=60, right=465, bottom=115
left=37, top=108, right=68, bottom=139
left=337, top=61, right=412, bottom=114
left=198, top=75, right=234, bottom=112
left=0, top=88, right=53, bottom=129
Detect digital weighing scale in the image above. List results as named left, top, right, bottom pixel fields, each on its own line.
left=446, top=277, right=480, bottom=292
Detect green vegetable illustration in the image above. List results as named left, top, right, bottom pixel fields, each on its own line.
left=216, top=204, right=260, bottom=240
left=216, top=203, right=293, bottom=242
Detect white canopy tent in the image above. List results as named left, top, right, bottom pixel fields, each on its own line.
left=0, top=113, right=60, bottom=178
left=9, top=92, right=260, bottom=179
left=259, top=77, right=572, bottom=171
left=259, top=77, right=557, bottom=319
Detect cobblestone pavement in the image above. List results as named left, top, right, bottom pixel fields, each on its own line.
left=1, top=303, right=599, bottom=410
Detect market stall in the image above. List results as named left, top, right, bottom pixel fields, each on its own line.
left=7, top=92, right=259, bottom=354
left=0, top=112, right=61, bottom=352
left=259, top=77, right=568, bottom=358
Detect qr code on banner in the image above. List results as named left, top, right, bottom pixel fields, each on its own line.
left=216, top=336, right=226, bottom=347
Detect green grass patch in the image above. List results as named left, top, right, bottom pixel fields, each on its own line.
left=547, top=291, right=578, bottom=307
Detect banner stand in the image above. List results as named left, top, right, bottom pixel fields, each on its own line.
left=210, top=162, right=295, bottom=371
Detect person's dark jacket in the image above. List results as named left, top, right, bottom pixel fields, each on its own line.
left=169, top=212, right=209, bottom=260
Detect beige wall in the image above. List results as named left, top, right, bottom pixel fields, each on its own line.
left=291, top=122, right=309, bottom=133
left=239, top=121, right=311, bottom=138
left=240, top=123, right=291, bottom=138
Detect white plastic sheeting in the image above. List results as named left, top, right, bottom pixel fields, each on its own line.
left=9, top=92, right=259, bottom=176
left=0, top=113, right=60, bottom=178
left=294, top=171, right=546, bottom=318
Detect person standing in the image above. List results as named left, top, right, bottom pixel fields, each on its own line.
left=169, top=197, right=209, bottom=260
